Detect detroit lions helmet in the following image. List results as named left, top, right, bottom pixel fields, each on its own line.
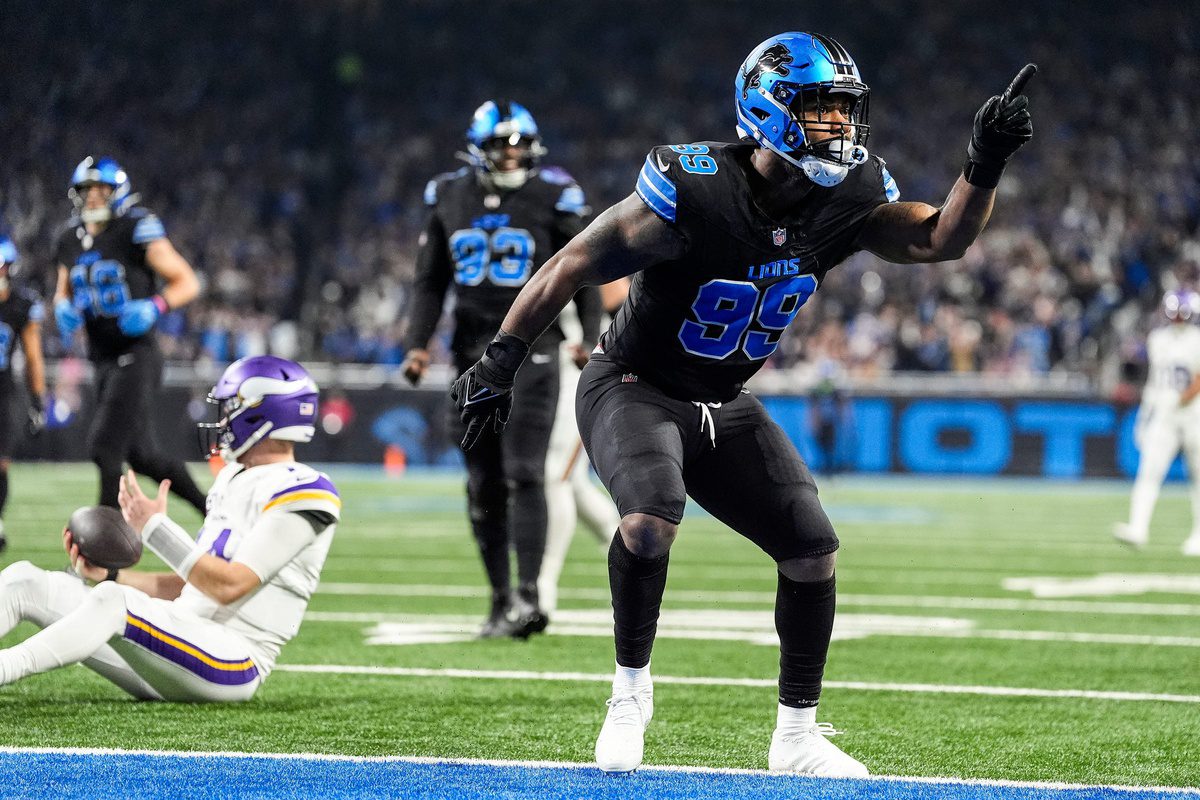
left=465, top=100, right=548, bottom=190
left=0, top=236, right=17, bottom=291
left=735, top=32, right=871, bottom=187
left=199, top=356, right=320, bottom=460
left=1163, top=289, right=1200, bottom=323
left=69, top=156, right=136, bottom=223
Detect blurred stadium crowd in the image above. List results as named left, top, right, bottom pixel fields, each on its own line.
left=2, top=0, right=1196, bottom=392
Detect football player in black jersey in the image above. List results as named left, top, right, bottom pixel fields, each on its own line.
left=53, top=157, right=207, bottom=516
left=402, top=101, right=601, bottom=639
left=452, top=34, right=1035, bottom=775
left=0, top=237, right=47, bottom=554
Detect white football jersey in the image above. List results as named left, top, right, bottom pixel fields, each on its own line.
left=1144, top=324, right=1200, bottom=413
left=174, top=461, right=340, bottom=673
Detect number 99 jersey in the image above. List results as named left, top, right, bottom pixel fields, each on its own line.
left=54, top=207, right=166, bottom=360
left=601, top=142, right=898, bottom=403
left=411, top=166, right=589, bottom=365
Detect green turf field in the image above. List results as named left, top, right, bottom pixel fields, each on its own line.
left=1, top=464, right=1197, bottom=788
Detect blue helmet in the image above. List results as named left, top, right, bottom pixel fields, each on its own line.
left=69, top=156, right=136, bottom=222
left=734, top=32, right=871, bottom=187
left=0, top=236, right=16, bottom=269
left=465, top=100, right=547, bottom=190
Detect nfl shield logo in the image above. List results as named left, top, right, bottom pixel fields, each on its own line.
left=772, top=228, right=787, bottom=247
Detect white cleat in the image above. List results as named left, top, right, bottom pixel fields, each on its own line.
left=1182, top=536, right=1200, bottom=557
left=595, top=687, right=653, bottom=773
left=768, top=723, right=869, bottom=778
left=1112, top=523, right=1147, bottom=550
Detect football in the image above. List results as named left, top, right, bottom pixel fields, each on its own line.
left=67, top=506, right=142, bottom=570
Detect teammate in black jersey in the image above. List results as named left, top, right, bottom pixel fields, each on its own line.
left=0, top=237, right=47, bottom=554
left=453, top=34, right=1035, bottom=774
left=53, top=157, right=206, bottom=516
left=402, top=101, right=600, bottom=639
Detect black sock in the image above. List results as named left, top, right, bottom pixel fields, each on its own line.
left=471, top=519, right=511, bottom=595
left=776, top=573, right=836, bottom=708
left=608, top=532, right=670, bottom=668
left=509, top=480, right=547, bottom=587
left=0, top=467, right=8, bottom=518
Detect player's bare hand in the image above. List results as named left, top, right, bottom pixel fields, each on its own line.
left=63, top=527, right=108, bottom=583
left=566, top=344, right=590, bottom=370
left=118, top=470, right=170, bottom=533
left=402, top=349, right=431, bottom=386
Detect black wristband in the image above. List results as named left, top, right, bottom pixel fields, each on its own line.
left=962, top=158, right=1004, bottom=190
left=104, top=567, right=120, bottom=582
left=477, top=331, right=530, bottom=390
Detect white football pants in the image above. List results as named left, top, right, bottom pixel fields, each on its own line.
left=1126, top=406, right=1200, bottom=542
left=0, top=561, right=262, bottom=702
left=541, top=354, right=618, bottom=614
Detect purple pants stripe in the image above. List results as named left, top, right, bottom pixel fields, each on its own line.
left=122, top=613, right=260, bottom=686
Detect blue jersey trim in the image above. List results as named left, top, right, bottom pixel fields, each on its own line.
left=554, top=185, right=588, bottom=215
left=882, top=166, right=900, bottom=202
left=132, top=215, right=166, bottom=244
left=636, top=155, right=677, bottom=223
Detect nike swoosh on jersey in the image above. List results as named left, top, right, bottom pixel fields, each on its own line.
left=655, top=153, right=670, bottom=172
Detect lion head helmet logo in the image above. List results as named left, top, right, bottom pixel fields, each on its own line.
left=741, top=43, right=794, bottom=100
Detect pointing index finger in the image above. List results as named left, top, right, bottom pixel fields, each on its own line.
left=1001, top=63, right=1038, bottom=106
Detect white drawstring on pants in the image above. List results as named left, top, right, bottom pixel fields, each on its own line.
left=692, top=401, right=721, bottom=448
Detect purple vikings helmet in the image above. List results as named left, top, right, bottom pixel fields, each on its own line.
left=199, top=356, right=319, bottom=460
left=1163, top=289, right=1200, bottom=323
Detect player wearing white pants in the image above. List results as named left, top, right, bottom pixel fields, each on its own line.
left=540, top=288, right=628, bottom=615
left=1115, top=291, right=1200, bottom=554
left=0, top=356, right=340, bottom=700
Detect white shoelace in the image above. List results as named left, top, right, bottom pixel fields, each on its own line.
left=692, top=401, right=721, bottom=447
left=605, top=691, right=651, bottom=726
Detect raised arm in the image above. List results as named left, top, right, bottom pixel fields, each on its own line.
left=450, top=194, right=685, bottom=448
left=854, top=177, right=995, bottom=264
left=856, top=64, right=1035, bottom=265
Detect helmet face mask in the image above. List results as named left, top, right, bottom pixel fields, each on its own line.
left=68, top=156, right=136, bottom=223
left=465, top=100, right=547, bottom=190
left=735, top=33, right=872, bottom=187
left=197, top=356, right=319, bottom=461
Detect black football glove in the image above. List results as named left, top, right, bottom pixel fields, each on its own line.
left=25, top=395, right=46, bottom=438
left=964, top=63, right=1037, bottom=189
left=449, top=332, right=530, bottom=450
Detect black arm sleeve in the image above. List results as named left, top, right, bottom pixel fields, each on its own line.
left=572, top=286, right=603, bottom=351
left=294, top=509, right=337, bottom=534
left=403, top=211, right=454, bottom=352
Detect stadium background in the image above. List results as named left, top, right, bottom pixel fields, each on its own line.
left=1, top=0, right=1197, bottom=477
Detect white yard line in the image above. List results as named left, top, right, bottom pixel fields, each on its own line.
left=271, top=664, right=1200, bottom=704
left=301, top=611, right=1200, bottom=648
left=0, top=746, right=1195, bottom=795
left=314, top=582, right=1200, bottom=616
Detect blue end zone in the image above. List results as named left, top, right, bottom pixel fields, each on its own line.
left=1, top=752, right=1192, bottom=800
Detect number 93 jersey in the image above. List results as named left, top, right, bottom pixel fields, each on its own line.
left=419, top=166, right=589, bottom=362
left=53, top=207, right=167, bottom=359
left=603, top=141, right=897, bottom=403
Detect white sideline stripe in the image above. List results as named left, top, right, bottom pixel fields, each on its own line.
left=272, top=664, right=1200, bottom=705
left=301, top=612, right=1200, bottom=648
left=315, top=582, right=1200, bottom=616
left=0, top=746, right=1195, bottom=795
